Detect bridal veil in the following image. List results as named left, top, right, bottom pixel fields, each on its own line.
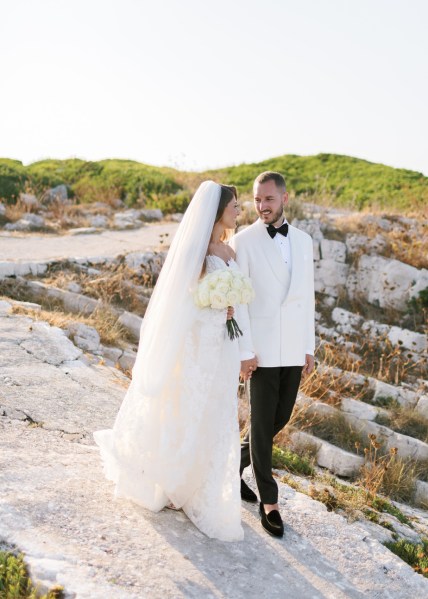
left=94, top=181, right=224, bottom=511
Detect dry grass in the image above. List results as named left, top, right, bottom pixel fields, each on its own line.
left=43, top=263, right=152, bottom=315
left=335, top=212, right=428, bottom=269
left=376, top=407, right=428, bottom=444
left=10, top=304, right=130, bottom=347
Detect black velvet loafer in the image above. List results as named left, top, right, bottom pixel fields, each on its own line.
left=259, top=502, right=284, bottom=537
left=241, top=479, right=258, bottom=503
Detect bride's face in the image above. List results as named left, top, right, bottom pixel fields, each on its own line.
left=219, top=197, right=240, bottom=229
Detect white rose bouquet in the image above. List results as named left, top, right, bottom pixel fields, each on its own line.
left=194, top=269, right=255, bottom=340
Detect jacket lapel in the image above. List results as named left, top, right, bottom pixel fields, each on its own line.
left=285, top=225, right=303, bottom=301
left=254, top=219, right=289, bottom=288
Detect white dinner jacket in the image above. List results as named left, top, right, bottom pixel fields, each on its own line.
left=230, top=219, right=315, bottom=367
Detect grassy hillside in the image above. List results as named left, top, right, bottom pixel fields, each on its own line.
left=0, top=154, right=426, bottom=213
left=204, top=154, right=428, bottom=212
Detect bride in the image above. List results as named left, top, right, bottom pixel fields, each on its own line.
left=94, top=181, right=252, bottom=541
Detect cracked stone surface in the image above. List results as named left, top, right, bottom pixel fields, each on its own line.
left=1, top=311, right=428, bottom=598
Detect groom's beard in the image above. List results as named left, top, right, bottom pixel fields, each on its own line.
left=257, top=207, right=284, bottom=226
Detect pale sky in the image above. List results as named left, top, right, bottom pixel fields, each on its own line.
left=1, top=0, right=427, bottom=174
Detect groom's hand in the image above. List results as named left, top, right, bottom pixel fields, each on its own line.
left=240, top=357, right=258, bottom=381
left=302, top=354, right=315, bottom=377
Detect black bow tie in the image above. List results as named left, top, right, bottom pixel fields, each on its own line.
left=267, top=222, right=288, bottom=238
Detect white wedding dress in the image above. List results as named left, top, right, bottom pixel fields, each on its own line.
left=94, top=254, right=244, bottom=542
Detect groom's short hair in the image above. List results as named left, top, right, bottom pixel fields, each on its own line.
left=254, top=171, right=286, bottom=193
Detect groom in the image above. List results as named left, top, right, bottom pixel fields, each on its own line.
left=230, top=171, right=315, bottom=538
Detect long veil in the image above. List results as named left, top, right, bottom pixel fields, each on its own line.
left=94, top=181, right=222, bottom=510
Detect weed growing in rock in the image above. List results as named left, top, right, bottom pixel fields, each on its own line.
left=272, top=445, right=315, bottom=476
left=384, top=538, right=428, bottom=578
left=0, top=550, right=64, bottom=598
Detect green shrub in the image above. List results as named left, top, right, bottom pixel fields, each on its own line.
left=272, top=445, right=315, bottom=475
left=0, top=550, right=64, bottom=598
left=0, top=159, right=27, bottom=203
left=384, top=538, right=428, bottom=577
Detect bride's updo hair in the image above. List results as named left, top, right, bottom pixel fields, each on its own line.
left=215, top=184, right=237, bottom=224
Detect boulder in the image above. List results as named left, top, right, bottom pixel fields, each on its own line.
left=316, top=440, right=365, bottom=477
left=415, top=395, right=428, bottom=420
left=387, top=326, right=427, bottom=354
left=291, top=219, right=324, bottom=241
left=19, top=193, right=39, bottom=208
left=0, top=202, right=6, bottom=216
left=4, top=213, right=46, bottom=231
left=0, top=261, right=48, bottom=278
left=340, top=397, right=380, bottom=421
left=320, top=239, right=347, bottom=263
left=0, top=300, right=12, bottom=314
left=314, top=259, right=349, bottom=297
left=67, top=322, right=101, bottom=352
left=42, top=184, right=68, bottom=204
left=370, top=379, right=418, bottom=408
left=20, top=321, right=82, bottom=365
left=414, top=480, right=428, bottom=508
left=88, top=215, right=109, bottom=228
left=331, top=307, right=363, bottom=334
left=118, top=349, right=137, bottom=371
left=139, top=208, right=163, bottom=222
left=347, top=255, right=428, bottom=311
left=118, top=311, right=143, bottom=340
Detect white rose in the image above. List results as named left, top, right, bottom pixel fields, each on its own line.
left=210, top=290, right=228, bottom=310
left=232, top=276, right=244, bottom=290
left=226, top=290, right=240, bottom=305
left=198, top=285, right=210, bottom=306
left=218, top=270, right=232, bottom=283
left=217, top=282, right=230, bottom=295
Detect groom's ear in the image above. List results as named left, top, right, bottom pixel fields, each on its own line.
left=283, top=191, right=289, bottom=208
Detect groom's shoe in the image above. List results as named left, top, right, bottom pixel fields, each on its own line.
left=241, top=479, right=257, bottom=503
left=259, top=502, right=284, bottom=538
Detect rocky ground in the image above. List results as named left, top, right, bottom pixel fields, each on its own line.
left=1, top=202, right=427, bottom=598
left=1, top=304, right=427, bottom=599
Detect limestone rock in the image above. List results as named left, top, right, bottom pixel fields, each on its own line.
left=348, top=255, right=428, bottom=311
left=139, top=208, right=163, bottom=222
left=414, top=480, right=428, bottom=508
left=0, top=261, right=48, bottom=278
left=118, top=311, right=143, bottom=340
left=371, top=379, right=418, bottom=408
left=88, top=215, right=109, bottom=228
left=314, top=259, right=349, bottom=297
left=340, top=397, right=380, bottom=421
left=0, top=300, right=12, bottom=314
left=316, top=440, right=365, bottom=477
left=387, top=326, right=427, bottom=354
left=21, top=321, right=82, bottom=365
left=19, top=193, right=39, bottom=208
left=4, top=213, right=45, bottom=231
left=320, top=239, right=347, bottom=262
left=118, top=349, right=137, bottom=371
left=42, top=184, right=68, bottom=204
left=331, top=307, right=363, bottom=334
left=291, top=219, right=324, bottom=241
left=0, top=202, right=5, bottom=216
left=67, top=322, right=101, bottom=352
left=415, top=395, right=428, bottom=419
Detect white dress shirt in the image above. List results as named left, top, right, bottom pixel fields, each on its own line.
left=272, top=218, right=291, bottom=274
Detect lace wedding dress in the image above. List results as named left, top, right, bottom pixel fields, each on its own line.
left=94, top=254, right=244, bottom=542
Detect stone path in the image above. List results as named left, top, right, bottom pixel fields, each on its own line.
left=1, top=304, right=428, bottom=598
left=0, top=223, right=179, bottom=262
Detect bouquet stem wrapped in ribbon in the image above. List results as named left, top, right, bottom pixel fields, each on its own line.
left=194, top=268, right=255, bottom=340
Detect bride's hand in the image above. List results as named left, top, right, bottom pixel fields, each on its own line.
left=226, top=306, right=234, bottom=320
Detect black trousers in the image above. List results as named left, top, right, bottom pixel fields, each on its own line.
left=240, top=366, right=302, bottom=504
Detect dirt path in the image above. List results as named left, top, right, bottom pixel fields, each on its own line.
left=0, top=223, right=179, bottom=262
